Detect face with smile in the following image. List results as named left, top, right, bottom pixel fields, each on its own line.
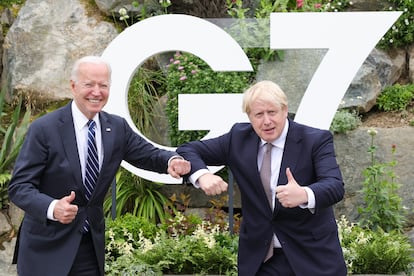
left=248, top=100, right=288, bottom=143
left=70, top=61, right=110, bottom=119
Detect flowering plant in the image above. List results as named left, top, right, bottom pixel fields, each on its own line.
left=378, top=0, right=414, bottom=49
left=357, top=128, right=406, bottom=232
left=105, top=213, right=238, bottom=275
left=105, top=211, right=413, bottom=275
left=338, top=215, right=413, bottom=274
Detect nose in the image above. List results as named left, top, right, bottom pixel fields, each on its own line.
left=263, top=113, right=271, bottom=124
left=90, top=86, right=101, bottom=95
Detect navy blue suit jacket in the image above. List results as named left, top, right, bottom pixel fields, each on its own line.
left=9, top=102, right=176, bottom=276
left=177, top=119, right=347, bottom=276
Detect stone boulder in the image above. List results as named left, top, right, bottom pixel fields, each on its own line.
left=1, top=0, right=118, bottom=101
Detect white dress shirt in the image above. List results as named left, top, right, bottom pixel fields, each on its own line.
left=47, top=102, right=103, bottom=220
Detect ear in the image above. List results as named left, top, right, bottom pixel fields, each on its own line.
left=70, top=80, right=76, bottom=90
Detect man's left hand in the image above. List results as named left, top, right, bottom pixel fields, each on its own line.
left=168, top=158, right=191, bottom=178
left=275, top=167, right=308, bottom=208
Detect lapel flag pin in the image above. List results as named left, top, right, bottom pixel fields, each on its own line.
left=106, top=128, right=111, bottom=132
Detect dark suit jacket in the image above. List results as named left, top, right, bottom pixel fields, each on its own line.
left=8, top=102, right=176, bottom=276
left=177, top=119, right=347, bottom=276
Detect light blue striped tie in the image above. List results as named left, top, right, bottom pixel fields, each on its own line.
left=82, top=120, right=99, bottom=232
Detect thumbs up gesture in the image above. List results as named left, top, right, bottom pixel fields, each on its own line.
left=53, top=191, right=79, bottom=224
left=275, top=168, right=308, bottom=208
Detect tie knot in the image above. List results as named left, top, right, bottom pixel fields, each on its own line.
left=87, top=120, right=96, bottom=129
left=265, top=143, right=273, bottom=153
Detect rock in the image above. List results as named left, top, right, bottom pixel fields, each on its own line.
left=1, top=0, right=118, bottom=101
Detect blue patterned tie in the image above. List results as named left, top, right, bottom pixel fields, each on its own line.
left=82, top=120, right=99, bottom=232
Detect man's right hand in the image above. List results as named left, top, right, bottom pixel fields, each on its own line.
left=198, top=173, right=228, bottom=196
left=53, top=191, right=79, bottom=224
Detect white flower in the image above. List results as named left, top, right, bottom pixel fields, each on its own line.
left=367, top=128, right=378, bottom=136
left=119, top=8, right=127, bottom=16
left=119, top=8, right=129, bottom=21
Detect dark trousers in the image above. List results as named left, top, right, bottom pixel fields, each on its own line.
left=256, top=248, right=295, bottom=276
left=68, top=232, right=100, bottom=276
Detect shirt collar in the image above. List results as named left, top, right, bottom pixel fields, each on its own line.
left=71, top=101, right=100, bottom=131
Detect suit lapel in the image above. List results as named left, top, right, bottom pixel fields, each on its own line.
left=278, top=120, right=302, bottom=185
left=58, top=104, right=83, bottom=193
left=245, top=131, right=274, bottom=212
left=99, top=112, right=114, bottom=173
left=90, top=111, right=115, bottom=199
left=273, top=120, right=302, bottom=215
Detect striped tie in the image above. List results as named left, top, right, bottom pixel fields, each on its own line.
left=82, top=120, right=99, bottom=232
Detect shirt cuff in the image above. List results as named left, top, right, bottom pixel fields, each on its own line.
left=189, top=169, right=211, bottom=188
left=47, top=200, right=58, bottom=221
left=300, top=187, right=315, bottom=213
left=168, top=155, right=183, bottom=166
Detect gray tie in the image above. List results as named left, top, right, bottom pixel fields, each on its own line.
left=260, top=143, right=273, bottom=207
left=260, top=143, right=274, bottom=262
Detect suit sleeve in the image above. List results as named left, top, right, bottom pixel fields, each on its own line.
left=120, top=118, right=177, bottom=173
left=308, top=130, right=344, bottom=210
left=8, top=121, right=55, bottom=223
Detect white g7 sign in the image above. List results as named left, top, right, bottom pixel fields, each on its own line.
left=102, top=12, right=401, bottom=184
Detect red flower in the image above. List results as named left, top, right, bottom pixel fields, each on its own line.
left=297, top=0, right=304, bottom=8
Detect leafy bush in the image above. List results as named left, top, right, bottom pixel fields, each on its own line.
left=378, top=0, right=414, bottom=49
left=106, top=213, right=159, bottom=241
left=135, top=227, right=237, bottom=275
left=338, top=216, right=414, bottom=274
left=330, top=109, right=361, bottom=134
left=128, top=64, right=167, bottom=139
left=103, top=168, right=173, bottom=223
left=105, top=214, right=163, bottom=275
left=0, top=90, right=31, bottom=209
left=106, top=211, right=413, bottom=275
left=105, top=213, right=238, bottom=275
left=377, top=84, right=414, bottom=111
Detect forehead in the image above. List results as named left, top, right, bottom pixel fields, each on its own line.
left=78, top=63, right=109, bottom=77
left=250, top=100, right=280, bottom=111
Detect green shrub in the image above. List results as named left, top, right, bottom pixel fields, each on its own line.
left=377, top=84, right=414, bottom=111
left=103, top=168, right=172, bottom=223
left=135, top=229, right=237, bottom=275
left=0, top=90, right=31, bottom=210
left=106, top=211, right=413, bottom=275
left=105, top=213, right=160, bottom=274
left=330, top=109, right=361, bottom=134
left=105, top=256, right=162, bottom=276
left=106, top=213, right=159, bottom=241
left=378, top=0, right=414, bottom=49
left=338, top=216, right=414, bottom=274
left=105, top=213, right=238, bottom=275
